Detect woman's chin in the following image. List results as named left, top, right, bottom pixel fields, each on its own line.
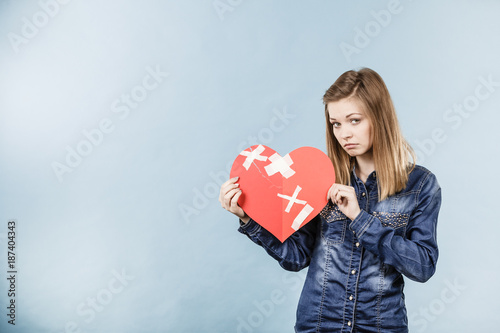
left=345, top=151, right=358, bottom=157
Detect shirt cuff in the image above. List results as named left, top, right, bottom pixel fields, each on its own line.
left=238, top=218, right=261, bottom=236
left=348, top=209, right=374, bottom=238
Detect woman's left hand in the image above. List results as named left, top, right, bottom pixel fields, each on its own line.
left=327, top=184, right=361, bottom=221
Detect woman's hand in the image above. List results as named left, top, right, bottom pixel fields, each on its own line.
left=219, top=177, right=250, bottom=224
left=327, top=184, right=361, bottom=221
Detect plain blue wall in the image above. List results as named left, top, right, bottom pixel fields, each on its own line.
left=0, top=0, right=499, bottom=332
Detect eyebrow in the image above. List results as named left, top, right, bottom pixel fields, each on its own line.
left=329, top=113, right=363, bottom=121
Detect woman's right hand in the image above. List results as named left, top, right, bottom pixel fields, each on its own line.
left=219, top=177, right=250, bottom=224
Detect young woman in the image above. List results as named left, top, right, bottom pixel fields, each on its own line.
left=219, top=68, right=441, bottom=333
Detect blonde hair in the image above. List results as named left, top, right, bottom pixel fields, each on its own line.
left=323, top=68, right=415, bottom=201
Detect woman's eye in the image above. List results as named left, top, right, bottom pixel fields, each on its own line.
left=332, top=122, right=340, bottom=128
left=351, top=119, right=360, bottom=124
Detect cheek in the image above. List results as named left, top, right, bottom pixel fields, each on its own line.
left=332, top=129, right=341, bottom=142
left=362, top=123, right=373, bottom=142
left=367, top=125, right=374, bottom=145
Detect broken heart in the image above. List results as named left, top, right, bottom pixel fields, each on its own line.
left=230, top=145, right=335, bottom=242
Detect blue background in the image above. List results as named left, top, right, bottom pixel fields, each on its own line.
left=0, top=0, right=499, bottom=332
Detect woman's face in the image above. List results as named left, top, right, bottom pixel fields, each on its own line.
left=327, top=98, right=373, bottom=159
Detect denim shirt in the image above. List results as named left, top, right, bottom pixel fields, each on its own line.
left=238, top=165, right=441, bottom=333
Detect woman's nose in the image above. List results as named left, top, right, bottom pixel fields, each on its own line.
left=341, top=129, right=353, bottom=140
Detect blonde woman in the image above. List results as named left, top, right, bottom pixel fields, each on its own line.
left=219, top=68, right=441, bottom=333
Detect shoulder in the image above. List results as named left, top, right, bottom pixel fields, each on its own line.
left=409, top=164, right=434, bottom=179
left=408, top=164, right=441, bottom=196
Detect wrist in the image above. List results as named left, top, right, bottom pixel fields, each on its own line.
left=349, top=208, right=361, bottom=221
left=240, top=214, right=250, bottom=224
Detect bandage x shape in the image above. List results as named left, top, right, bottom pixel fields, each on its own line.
left=278, top=185, right=314, bottom=231
left=278, top=185, right=307, bottom=213
left=240, top=145, right=296, bottom=179
left=240, top=145, right=268, bottom=170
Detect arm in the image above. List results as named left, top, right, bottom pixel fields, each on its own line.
left=349, top=173, right=441, bottom=282
left=238, top=215, right=318, bottom=272
left=220, top=177, right=317, bottom=272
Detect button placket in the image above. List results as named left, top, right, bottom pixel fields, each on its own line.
left=341, top=176, right=365, bottom=332
left=343, top=232, right=361, bottom=332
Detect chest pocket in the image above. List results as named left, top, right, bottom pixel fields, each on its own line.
left=320, top=202, right=347, bottom=244
left=372, top=211, right=410, bottom=237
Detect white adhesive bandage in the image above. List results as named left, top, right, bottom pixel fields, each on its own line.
left=277, top=185, right=307, bottom=213
left=239, top=145, right=267, bottom=170
left=264, top=153, right=295, bottom=178
left=291, top=204, right=314, bottom=231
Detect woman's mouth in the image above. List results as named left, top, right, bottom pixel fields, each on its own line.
left=344, top=143, right=358, bottom=149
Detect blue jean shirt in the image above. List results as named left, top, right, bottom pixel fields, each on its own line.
left=238, top=165, right=441, bottom=332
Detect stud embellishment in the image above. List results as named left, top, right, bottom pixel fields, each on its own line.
left=372, top=211, right=409, bottom=229
left=320, top=202, right=347, bottom=222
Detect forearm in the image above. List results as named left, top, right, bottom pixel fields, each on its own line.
left=238, top=217, right=317, bottom=272
left=350, top=210, right=438, bottom=282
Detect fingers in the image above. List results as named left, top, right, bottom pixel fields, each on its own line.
left=328, top=183, right=344, bottom=202
left=327, top=183, right=338, bottom=201
left=219, top=176, right=246, bottom=218
left=327, top=183, right=361, bottom=220
left=328, top=184, right=356, bottom=205
left=221, top=176, right=238, bottom=188
left=334, top=189, right=350, bottom=205
left=219, top=177, right=239, bottom=204
left=224, top=188, right=245, bottom=218
left=230, top=190, right=245, bottom=218
left=326, top=184, right=337, bottom=200
left=222, top=187, right=240, bottom=209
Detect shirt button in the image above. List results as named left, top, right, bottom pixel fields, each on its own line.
left=348, top=321, right=352, bottom=326
left=351, top=269, right=356, bottom=275
left=355, top=242, right=360, bottom=247
left=361, top=192, right=366, bottom=197
left=349, top=295, right=353, bottom=301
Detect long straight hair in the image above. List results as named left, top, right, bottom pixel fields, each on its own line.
left=323, top=68, right=415, bottom=201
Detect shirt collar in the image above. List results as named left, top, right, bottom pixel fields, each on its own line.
left=351, top=164, right=377, bottom=187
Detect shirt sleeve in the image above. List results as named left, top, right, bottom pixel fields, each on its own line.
left=348, top=172, right=441, bottom=282
left=238, top=215, right=318, bottom=272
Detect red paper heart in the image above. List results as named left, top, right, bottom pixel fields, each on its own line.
left=230, top=145, right=335, bottom=242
